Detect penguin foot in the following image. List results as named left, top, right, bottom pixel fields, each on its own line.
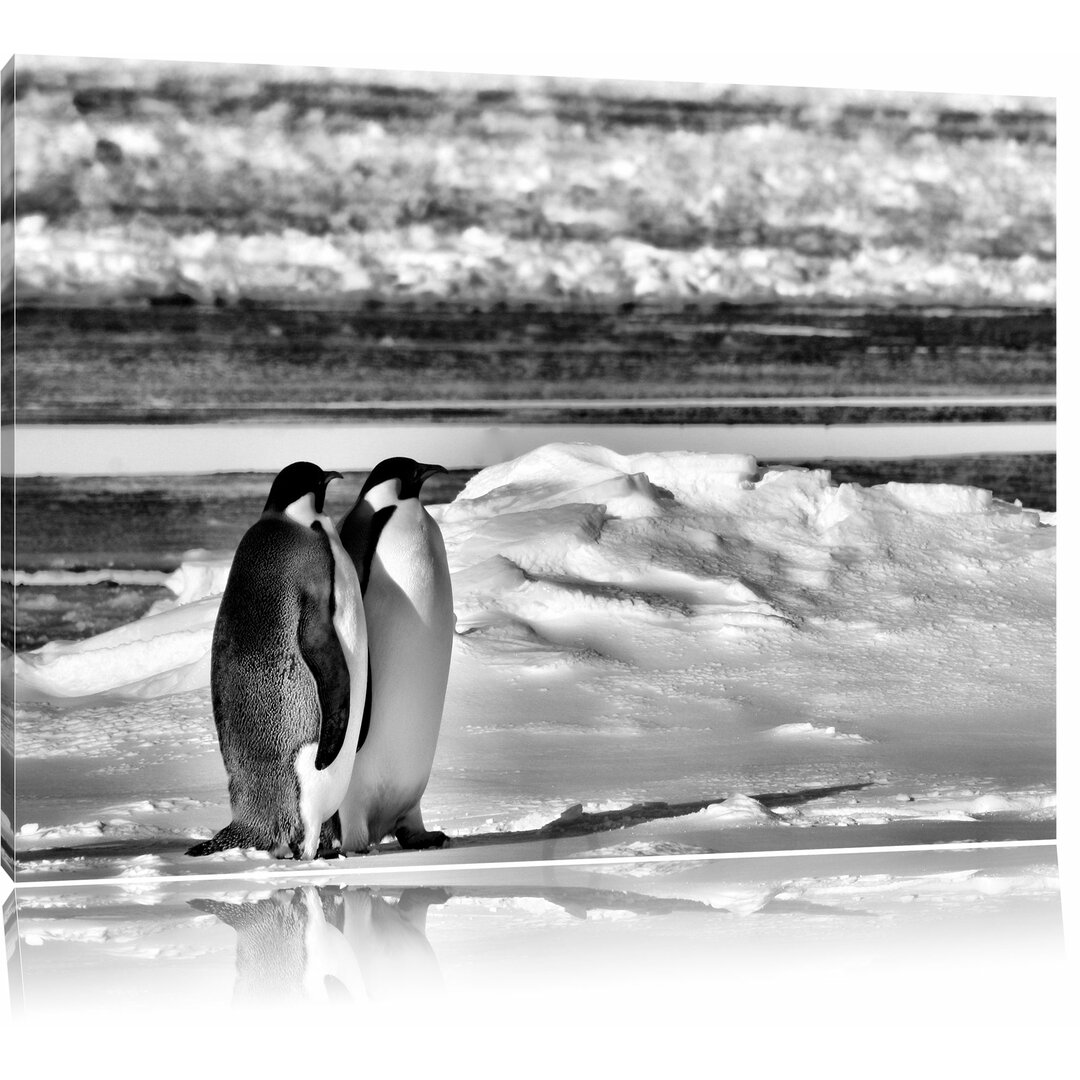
left=395, top=827, right=449, bottom=850
left=185, top=821, right=261, bottom=857
left=320, top=814, right=342, bottom=848
left=398, top=887, right=453, bottom=909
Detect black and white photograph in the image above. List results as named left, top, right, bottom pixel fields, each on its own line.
left=0, top=7, right=1068, bottom=1060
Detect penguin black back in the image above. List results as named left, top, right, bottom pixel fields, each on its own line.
left=188, top=460, right=366, bottom=859
left=264, top=460, right=341, bottom=514
left=212, top=516, right=348, bottom=766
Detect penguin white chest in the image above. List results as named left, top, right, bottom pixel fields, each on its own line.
left=340, top=501, right=454, bottom=848
left=365, top=508, right=452, bottom=775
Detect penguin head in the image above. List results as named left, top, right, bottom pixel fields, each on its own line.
left=264, top=461, right=343, bottom=520
left=359, top=457, right=447, bottom=508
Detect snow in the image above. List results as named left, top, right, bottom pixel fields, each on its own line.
left=4, top=569, right=170, bottom=588
left=693, top=794, right=785, bottom=824
left=767, top=722, right=868, bottom=742
left=6, top=442, right=1055, bottom=880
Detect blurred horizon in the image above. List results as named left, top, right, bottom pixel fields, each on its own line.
left=8, top=55, right=1055, bottom=309
left=2, top=55, right=1056, bottom=571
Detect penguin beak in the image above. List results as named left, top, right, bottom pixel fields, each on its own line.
left=418, top=463, right=448, bottom=486
left=316, top=470, right=343, bottom=512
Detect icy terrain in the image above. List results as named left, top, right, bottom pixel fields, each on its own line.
left=5, top=443, right=1056, bottom=880
left=14, top=61, right=1055, bottom=308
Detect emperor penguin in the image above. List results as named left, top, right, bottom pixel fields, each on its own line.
left=336, top=457, right=454, bottom=853
left=187, top=461, right=367, bottom=861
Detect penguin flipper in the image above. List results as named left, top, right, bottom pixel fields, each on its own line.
left=356, top=658, right=373, bottom=753
left=298, top=549, right=352, bottom=772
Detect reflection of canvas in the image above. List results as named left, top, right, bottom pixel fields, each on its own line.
left=2, top=56, right=1056, bottom=884
left=5, top=845, right=1064, bottom=1018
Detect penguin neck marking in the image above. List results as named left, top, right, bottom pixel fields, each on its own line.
left=284, top=492, right=323, bottom=529
left=362, top=477, right=408, bottom=512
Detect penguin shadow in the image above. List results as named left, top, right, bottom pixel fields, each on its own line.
left=13, top=782, right=875, bottom=869
left=449, top=781, right=877, bottom=850
left=189, top=885, right=448, bottom=1006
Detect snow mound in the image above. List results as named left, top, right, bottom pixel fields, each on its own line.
left=16, top=819, right=168, bottom=844
left=582, top=840, right=719, bottom=860
left=874, top=482, right=994, bottom=515
left=768, top=722, right=869, bottom=743
left=161, top=551, right=232, bottom=605
left=446, top=445, right=792, bottom=663
left=99, top=797, right=207, bottom=816
left=693, top=794, right=786, bottom=826
left=8, top=597, right=218, bottom=701
left=968, top=792, right=1057, bottom=818
left=447, top=443, right=757, bottom=509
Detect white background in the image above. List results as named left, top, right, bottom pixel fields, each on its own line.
left=1, top=3, right=1074, bottom=1071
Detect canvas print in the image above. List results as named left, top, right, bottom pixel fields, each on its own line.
left=0, top=56, right=1055, bottom=885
